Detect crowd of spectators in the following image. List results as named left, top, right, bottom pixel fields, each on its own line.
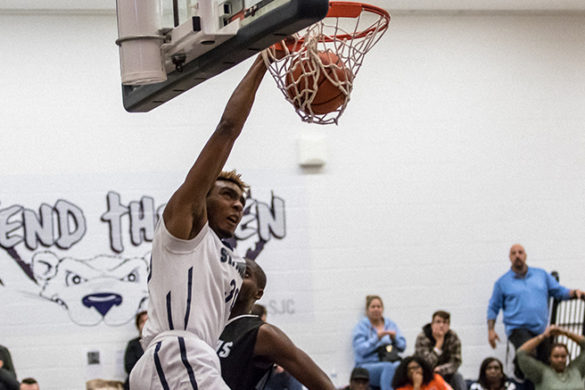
left=2, top=243, right=584, bottom=389
left=108, top=242, right=583, bottom=389
left=347, top=243, right=585, bottom=390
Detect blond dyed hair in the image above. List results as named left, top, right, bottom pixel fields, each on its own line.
left=217, top=169, right=249, bottom=192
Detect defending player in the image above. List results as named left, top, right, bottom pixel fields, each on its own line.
left=218, top=259, right=336, bottom=390
left=129, top=55, right=268, bottom=389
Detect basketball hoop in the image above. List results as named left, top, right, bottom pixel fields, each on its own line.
left=262, top=2, right=390, bottom=125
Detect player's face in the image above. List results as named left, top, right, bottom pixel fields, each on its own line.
left=137, top=312, right=148, bottom=334
left=366, top=299, right=383, bottom=322
left=509, top=244, right=527, bottom=270
left=237, top=259, right=263, bottom=303
left=549, top=346, right=568, bottom=372
left=206, top=180, right=245, bottom=238
left=484, top=360, right=503, bottom=383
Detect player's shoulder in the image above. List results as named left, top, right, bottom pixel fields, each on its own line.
left=257, top=321, right=277, bottom=336
left=155, top=217, right=212, bottom=253
left=257, top=322, right=290, bottom=345
left=254, top=322, right=299, bottom=362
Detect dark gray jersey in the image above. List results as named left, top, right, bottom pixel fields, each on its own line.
left=218, top=315, right=273, bottom=390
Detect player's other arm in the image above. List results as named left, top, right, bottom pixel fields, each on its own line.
left=255, top=324, right=335, bottom=390
left=163, top=56, right=268, bottom=239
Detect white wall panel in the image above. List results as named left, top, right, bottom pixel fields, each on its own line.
left=1, top=10, right=584, bottom=390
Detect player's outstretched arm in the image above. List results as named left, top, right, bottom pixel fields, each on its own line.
left=255, top=323, right=335, bottom=390
left=163, top=56, right=268, bottom=239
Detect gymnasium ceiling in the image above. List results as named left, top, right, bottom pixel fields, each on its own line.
left=1, top=0, right=585, bottom=13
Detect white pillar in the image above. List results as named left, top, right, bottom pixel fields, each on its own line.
left=116, top=0, right=167, bottom=85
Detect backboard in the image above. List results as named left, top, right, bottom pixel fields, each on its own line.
left=116, top=0, right=329, bottom=112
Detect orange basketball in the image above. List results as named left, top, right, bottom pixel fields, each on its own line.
left=285, top=51, right=353, bottom=115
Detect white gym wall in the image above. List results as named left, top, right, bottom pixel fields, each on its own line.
left=1, top=2, right=585, bottom=389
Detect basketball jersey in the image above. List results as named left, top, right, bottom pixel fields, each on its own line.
left=217, top=315, right=273, bottom=390
left=142, top=219, right=246, bottom=350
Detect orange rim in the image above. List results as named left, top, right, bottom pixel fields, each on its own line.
left=325, top=2, right=390, bottom=40
left=273, top=1, right=390, bottom=51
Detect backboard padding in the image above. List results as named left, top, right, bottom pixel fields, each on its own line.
left=121, top=0, right=329, bottom=112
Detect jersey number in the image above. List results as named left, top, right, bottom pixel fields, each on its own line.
left=217, top=341, right=233, bottom=358
left=225, top=279, right=239, bottom=308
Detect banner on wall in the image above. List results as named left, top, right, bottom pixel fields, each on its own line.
left=0, top=172, right=304, bottom=328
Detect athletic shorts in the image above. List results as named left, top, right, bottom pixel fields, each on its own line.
left=130, top=331, right=230, bottom=390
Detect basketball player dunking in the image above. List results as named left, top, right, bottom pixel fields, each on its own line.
left=129, top=55, right=268, bottom=389
left=218, top=259, right=336, bottom=390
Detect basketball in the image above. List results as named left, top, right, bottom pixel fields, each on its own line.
left=285, top=51, right=353, bottom=115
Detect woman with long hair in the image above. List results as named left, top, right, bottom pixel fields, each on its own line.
left=391, top=356, right=452, bottom=390
left=352, top=295, right=407, bottom=390
left=469, top=357, right=516, bottom=390
left=517, top=325, right=585, bottom=390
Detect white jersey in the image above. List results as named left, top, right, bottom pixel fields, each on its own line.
left=142, top=219, right=245, bottom=349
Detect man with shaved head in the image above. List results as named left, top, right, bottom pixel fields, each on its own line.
left=487, top=244, right=585, bottom=380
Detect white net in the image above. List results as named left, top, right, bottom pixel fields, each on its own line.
left=262, top=2, right=390, bottom=125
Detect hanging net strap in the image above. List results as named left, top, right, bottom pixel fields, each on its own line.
left=262, top=2, right=390, bottom=125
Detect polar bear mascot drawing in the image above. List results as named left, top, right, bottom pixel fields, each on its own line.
left=31, top=251, right=149, bottom=326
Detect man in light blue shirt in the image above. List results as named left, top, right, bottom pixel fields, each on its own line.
left=487, top=244, right=584, bottom=377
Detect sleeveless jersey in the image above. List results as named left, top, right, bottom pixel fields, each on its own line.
left=142, top=220, right=246, bottom=349
left=217, top=315, right=273, bottom=390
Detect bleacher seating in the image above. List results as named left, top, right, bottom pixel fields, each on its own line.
left=549, top=271, right=585, bottom=360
